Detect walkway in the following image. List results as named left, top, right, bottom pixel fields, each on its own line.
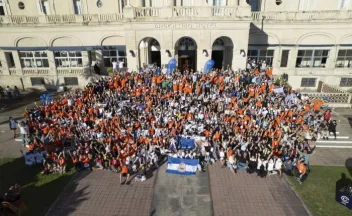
left=151, top=164, right=213, bottom=216
left=47, top=170, right=156, bottom=216
left=209, top=162, right=309, bottom=216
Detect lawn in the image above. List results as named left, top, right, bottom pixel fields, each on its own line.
left=0, top=157, right=76, bottom=216
left=287, top=165, right=352, bottom=216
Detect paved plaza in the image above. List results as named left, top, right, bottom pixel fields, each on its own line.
left=0, top=96, right=352, bottom=216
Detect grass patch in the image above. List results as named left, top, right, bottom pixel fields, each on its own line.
left=287, top=165, right=352, bottom=216
left=0, top=157, right=75, bottom=216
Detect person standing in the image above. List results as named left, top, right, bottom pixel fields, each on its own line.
left=9, top=117, right=17, bottom=138
left=6, top=86, right=12, bottom=99
left=18, top=121, right=29, bottom=146
left=118, top=59, right=124, bottom=73
left=328, top=119, right=337, bottom=140
left=112, top=59, right=118, bottom=73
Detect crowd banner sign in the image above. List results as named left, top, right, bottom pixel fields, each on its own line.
left=273, top=87, right=284, bottom=94
left=203, top=60, right=215, bottom=74
left=179, top=136, right=195, bottom=149
left=167, top=58, right=177, bottom=74
left=166, top=157, right=198, bottom=175
left=336, top=190, right=352, bottom=210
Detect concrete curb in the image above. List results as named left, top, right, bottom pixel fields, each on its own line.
left=206, top=163, right=215, bottom=216
left=284, top=175, right=313, bottom=216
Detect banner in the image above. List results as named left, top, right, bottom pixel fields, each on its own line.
left=166, top=157, right=198, bottom=175
left=273, top=87, right=284, bottom=94
left=336, top=191, right=352, bottom=210
left=167, top=58, right=177, bottom=74
left=203, top=59, right=215, bottom=74
left=179, top=137, right=195, bottom=149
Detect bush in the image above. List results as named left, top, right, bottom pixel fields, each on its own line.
left=107, top=67, right=113, bottom=73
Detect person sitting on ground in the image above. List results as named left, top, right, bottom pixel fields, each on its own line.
left=2, top=184, right=21, bottom=203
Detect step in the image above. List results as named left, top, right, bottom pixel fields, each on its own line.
left=316, top=145, right=352, bottom=149
left=316, top=140, right=352, bottom=144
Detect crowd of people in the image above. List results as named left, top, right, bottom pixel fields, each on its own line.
left=8, top=62, right=338, bottom=185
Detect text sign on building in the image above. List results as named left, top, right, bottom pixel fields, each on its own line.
left=155, top=23, right=217, bottom=29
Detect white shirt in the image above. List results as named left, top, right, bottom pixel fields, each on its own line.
left=112, top=61, right=118, bottom=69
left=118, top=61, right=124, bottom=68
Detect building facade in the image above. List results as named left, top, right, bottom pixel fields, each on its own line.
left=0, top=0, right=352, bottom=91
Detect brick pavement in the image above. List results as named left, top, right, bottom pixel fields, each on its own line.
left=47, top=170, right=156, bottom=216
left=151, top=163, right=213, bottom=216
left=208, top=162, right=309, bottom=216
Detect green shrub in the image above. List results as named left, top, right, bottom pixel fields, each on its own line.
left=107, top=67, right=113, bottom=73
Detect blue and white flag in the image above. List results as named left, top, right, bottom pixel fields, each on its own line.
left=179, top=137, right=195, bottom=149
left=203, top=59, right=215, bottom=74
left=166, top=157, right=198, bottom=175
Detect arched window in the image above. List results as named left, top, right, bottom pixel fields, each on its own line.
left=213, top=38, right=225, bottom=46
left=179, top=37, right=195, bottom=47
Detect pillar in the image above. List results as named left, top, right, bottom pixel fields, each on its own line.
left=327, top=46, right=338, bottom=69
left=0, top=51, right=10, bottom=75
left=197, top=48, right=212, bottom=73
left=94, top=50, right=104, bottom=71
left=46, top=51, right=56, bottom=76
left=126, top=48, right=139, bottom=72
left=12, top=51, right=22, bottom=70
left=165, top=0, right=174, bottom=6
left=227, top=0, right=237, bottom=6
left=231, top=48, right=247, bottom=72
left=288, top=46, right=298, bottom=71
left=176, top=0, right=181, bottom=6
left=161, top=49, right=173, bottom=68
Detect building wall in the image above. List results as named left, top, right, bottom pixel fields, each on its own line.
left=260, top=0, right=352, bottom=11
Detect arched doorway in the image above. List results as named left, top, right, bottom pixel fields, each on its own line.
left=175, top=37, right=197, bottom=72
left=138, top=37, right=161, bottom=68
left=211, top=37, right=234, bottom=69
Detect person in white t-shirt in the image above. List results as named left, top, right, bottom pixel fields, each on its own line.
left=112, top=60, right=118, bottom=73
left=118, top=60, right=124, bottom=73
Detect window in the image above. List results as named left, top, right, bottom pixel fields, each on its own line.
left=301, top=78, right=317, bottom=87
left=30, top=77, right=45, bottom=86
left=339, top=0, right=350, bottom=9
left=18, top=1, right=25, bottom=10
left=280, top=50, right=290, bottom=67
left=54, top=51, right=83, bottom=68
left=247, top=0, right=260, bottom=11
left=40, top=0, right=50, bottom=15
left=296, top=50, right=329, bottom=68
left=0, top=0, right=6, bottom=15
left=103, top=49, right=127, bottom=67
left=336, top=50, right=352, bottom=68
left=248, top=49, right=275, bottom=66
left=73, top=0, right=82, bottom=15
left=212, top=0, right=226, bottom=6
left=5, top=52, right=15, bottom=68
left=19, top=51, right=49, bottom=68
left=340, top=78, right=352, bottom=87
left=64, top=77, right=79, bottom=86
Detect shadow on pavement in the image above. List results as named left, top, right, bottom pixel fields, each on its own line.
left=0, top=157, right=87, bottom=216
left=0, top=89, right=61, bottom=114
left=346, top=158, right=352, bottom=176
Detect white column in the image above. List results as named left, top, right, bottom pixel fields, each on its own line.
left=197, top=48, right=212, bottom=72
left=161, top=49, right=173, bottom=67
left=146, top=0, right=151, bottom=7
left=232, top=48, right=247, bottom=71
left=176, top=0, right=182, bottom=6
left=0, top=51, right=9, bottom=75
left=95, top=50, right=104, bottom=71
left=165, top=0, right=174, bottom=7
left=46, top=51, right=56, bottom=75
left=327, top=46, right=338, bottom=69
left=126, top=48, right=139, bottom=72
left=12, top=51, right=22, bottom=70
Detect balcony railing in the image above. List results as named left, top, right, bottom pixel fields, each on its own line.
left=0, top=14, right=124, bottom=25
left=212, top=7, right=238, bottom=17
left=173, top=7, right=202, bottom=17
left=252, top=10, right=352, bottom=22
left=135, top=8, right=161, bottom=17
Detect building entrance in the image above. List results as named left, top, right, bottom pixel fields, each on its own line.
left=175, top=37, right=197, bottom=72
left=138, top=37, right=161, bottom=69
left=211, top=37, right=234, bottom=70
